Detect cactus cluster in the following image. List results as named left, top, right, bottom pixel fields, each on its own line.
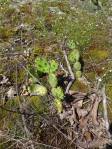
left=68, top=41, right=82, bottom=79
left=48, top=70, right=64, bottom=113
left=34, top=57, right=64, bottom=113
left=35, top=58, right=58, bottom=74
left=28, top=57, right=59, bottom=97
left=51, top=87, right=64, bottom=113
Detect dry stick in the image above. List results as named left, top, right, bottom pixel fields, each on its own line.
left=101, top=86, right=110, bottom=136
left=62, top=49, right=75, bottom=94
left=90, top=96, right=101, bottom=125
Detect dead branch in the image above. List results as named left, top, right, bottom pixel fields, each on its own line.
left=101, top=86, right=110, bottom=135
left=90, top=94, right=101, bottom=125
left=63, top=49, right=75, bottom=94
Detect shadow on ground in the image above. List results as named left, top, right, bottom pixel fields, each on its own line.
left=106, top=123, right=112, bottom=149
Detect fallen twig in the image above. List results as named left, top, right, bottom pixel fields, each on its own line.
left=63, top=49, right=75, bottom=94
left=101, top=86, right=110, bottom=135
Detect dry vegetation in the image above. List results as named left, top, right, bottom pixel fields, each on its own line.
left=0, top=0, right=112, bottom=149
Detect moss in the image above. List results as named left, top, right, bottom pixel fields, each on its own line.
left=71, top=80, right=89, bottom=92
left=89, top=49, right=109, bottom=62
left=10, top=68, right=26, bottom=84
left=0, top=26, right=15, bottom=41
left=106, top=84, right=112, bottom=99
left=33, top=46, right=43, bottom=56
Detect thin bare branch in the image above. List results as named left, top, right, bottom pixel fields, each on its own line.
left=101, top=86, right=110, bottom=136
left=62, top=49, right=75, bottom=94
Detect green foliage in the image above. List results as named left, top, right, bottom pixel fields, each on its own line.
left=30, top=96, right=47, bottom=113
left=68, top=48, right=82, bottom=79
left=68, top=49, right=80, bottom=63
left=28, top=84, right=47, bottom=96
left=35, top=57, right=50, bottom=73
left=35, top=57, right=58, bottom=74
left=54, top=99, right=63, bottom=113
left=89, top=49, right=109, bottom=62
left=48, top=73, right=58, bottom=88
left=0, top=0, right=112, bottom=148
left=76, top=71, right=82, bottom=78
left=73, top=61, right=81, bottom=71
left=0, top=0, right=11, bottom=5
left=51, top=87, right=64, bottom=100
left=49, top=60, right=58, bottom=73
left=67, top=40, right=76, bottom=50
left=101, top=70, right=112, bottom=85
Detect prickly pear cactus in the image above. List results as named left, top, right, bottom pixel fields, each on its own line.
left=67, top=40, right=76, bottom=50
left=54, top=99, right=63, bottom=113
left=68, top=49, right=80, bottom=63
left=35, top=57, right=58, bottom=74
left=73, top=61, right=81, bottom=71
left=49, top=60, right=58, bottom=73
left=28, top=84, right=47, bottom=96
left=48, top=73, right=58, bottom=88
left=76, top=71, right=82, bottom=78
left=35, top=57, right=50, bottom=73
left=51, top=87, right=64, bottom=100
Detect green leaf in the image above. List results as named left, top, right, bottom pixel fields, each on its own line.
left=48, top=73, right=58, bottom=88
left=73, top=61, right=81, bottom=71
left=68, top=49, right=80, bottom=63
left=28, top=84, right=47, bottom=96
left=49, top=60, right=58, bottom=73
left=51, top=87, right=64, bottom=100
left=35, top=57, right=50, bottom=73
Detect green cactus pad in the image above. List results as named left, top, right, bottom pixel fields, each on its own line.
left=67, top=40, right=76, bottom=49
left=54, top=98, right=63, bottom=113
left=68, top=49, right=80, bottom=63
left=51, top=87, right=64, bottom=100
left=28, top=84, right=47, bottom=96
left=49, top=60, right=58, bottom=73
left=48, top=73, right=58, bottom=88
left=76, top=71, right=82, bottom=78
left=73, top=61, right=81, bottom=71
left=35, top=57, right=50, bottom=73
